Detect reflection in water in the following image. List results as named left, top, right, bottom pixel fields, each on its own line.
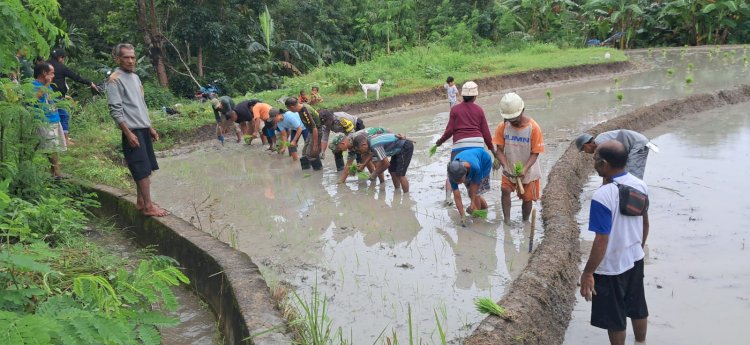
left=153, top=48, right=750, bottom=342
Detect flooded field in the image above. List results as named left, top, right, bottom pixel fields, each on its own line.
left=564, top=102, right=750, bottom=345
left=151, top=48, right=750, bottom=341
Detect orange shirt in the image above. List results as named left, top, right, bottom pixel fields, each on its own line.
left=492, top=118, right=545, bottom=153
left=252, top=102, right=272, bottom=121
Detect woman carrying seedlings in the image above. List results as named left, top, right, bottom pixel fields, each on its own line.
left=434, top=81, right=496, bottom=205
left=493, top=92, right=545, bottom=225
left=446, top=148, right=493, bottom=227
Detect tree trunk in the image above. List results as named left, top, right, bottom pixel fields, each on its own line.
left=136, top=0, right=169, bottom=87
left=197, top=46, right=204, bottom=77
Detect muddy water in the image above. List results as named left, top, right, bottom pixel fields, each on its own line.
left=563, top=102, right=750, bottom=345
left=151, top=48, right=750, bottom=342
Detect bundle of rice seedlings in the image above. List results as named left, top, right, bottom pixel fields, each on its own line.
left=475, top=297, right=506, bottom=317
left=357, top=171, right=370, bottom=180
left=513, top=162, right=524, bottom=176
left=349, top=164, right=358, bottom=175
left=243, top=134, right=254, bottom=144
left=471, top=209, right=488, bottom=218
left=428, top=145, right=438, bottom=157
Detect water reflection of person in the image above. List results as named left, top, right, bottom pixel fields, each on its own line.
left=438, top=224, right=498, bottom=290
left=503, top=222, right=532, bottom=280
left=341, top=189, right=422, bottom=248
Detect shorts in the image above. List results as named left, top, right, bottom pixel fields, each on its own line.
left=37, top=121, right=67, bottom=152
left=591, top=259, right=649, bottom=331
left=464, top=175, right=491, bottom=195
left=626, top=146, right=649, bottom=180
left=262, top=121, right=276, bottom=139
left=122, top=128, right=159, bottom=181
left=501, top=176, right=540, bottom=201
left=388, top=141, right=413, bottom=177
left=58, top=107, right=70, bottom=133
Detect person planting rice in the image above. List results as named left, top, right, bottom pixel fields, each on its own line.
left=355, top=132, right=414, bottom=192
left=285, top=97, right=323, bottom=170
left=331, top=127, right=390, bottom=183
left=575, top=129, right=657, bottom=180
left=446, top=148, right=493, bottom=227
left=434, top=81, right=496, bottom=205
left=232, top=99, right=261, bottom=138
left=247, top=101, right=281, bottom=146
left=211, top=96, right=242, bottom=143
left=319, top=110, right=365, bottom=171
left=273, top=109, right=306, bottom=162
left=493, top=92, right=544, bottom=225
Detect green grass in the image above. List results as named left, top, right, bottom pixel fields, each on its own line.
left=248, top=43, right=627, bottom=109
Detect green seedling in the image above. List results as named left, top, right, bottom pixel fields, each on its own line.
left=666, top=68, right=674, bottom=76
left=303, top=173, right=311, bottom=178
left=661, top=48, right=667, bottom=57
left=357, top=171, right=370, bottom=180
left=687, top=63, right=694, bottom=71
left=513, top=162, right=524, bottom=176
left=348, top=164, right=358, bottom=175
left=545, top=89, right=552, bottom=100
left=475, top=297, right=506, bottom=317
left=613, top=77, right=620, bottom=85
left=685, top=75, right=693, bottom=84
left=744, top=56, right=748, bottom=65
left=616, top=92, right=624, bottom=101
left=471, top=209, right=488, bottom=219
left=428, top=145, right=438, bottom=157
left=243, top=134, right=254, bottom=144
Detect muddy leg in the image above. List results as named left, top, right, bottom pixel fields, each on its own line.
left=522, top=200, right=532, bottom=221
left=501, top=189, right=512, bottom=224
left=399, top=176, right=409, bottom=193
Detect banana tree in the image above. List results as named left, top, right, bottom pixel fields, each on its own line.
left=586, top=0, right=643, bottom=49
left=702, top=0, right=749, bottom=44
left=248, top=5, right=321, bottom=75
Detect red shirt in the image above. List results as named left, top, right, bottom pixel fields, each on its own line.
left=436, top=101, right=494, bottom=150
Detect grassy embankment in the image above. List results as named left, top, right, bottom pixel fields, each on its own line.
left=63, top=44, right=626, bottom=189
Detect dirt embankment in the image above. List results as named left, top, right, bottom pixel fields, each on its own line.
left=338, top=61, right=632, bottom=114
left=465, top=84, right=750, bottom=345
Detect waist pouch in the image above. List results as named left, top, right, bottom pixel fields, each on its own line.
left=613, top=182, right=649, bottom=216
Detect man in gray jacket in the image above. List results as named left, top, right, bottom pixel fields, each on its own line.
left=106, top=43, right=169, bottom=217
left=576, top=129, right=658, bottom=180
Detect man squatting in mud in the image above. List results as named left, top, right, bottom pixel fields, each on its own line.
left=581, top=140, right=649, bottom=345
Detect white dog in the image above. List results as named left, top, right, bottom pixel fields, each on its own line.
left=359, top=78, right=384, bottom=100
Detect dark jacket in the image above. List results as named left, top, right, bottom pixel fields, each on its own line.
left=48, top=58, right=92, bottom=96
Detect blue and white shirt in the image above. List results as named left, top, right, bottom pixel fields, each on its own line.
left=588, top=171, right=648, bottom=275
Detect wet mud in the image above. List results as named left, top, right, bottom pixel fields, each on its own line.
left=150, top=47, right=750, bottom=342
left=564, top=102, right=750, bottom=345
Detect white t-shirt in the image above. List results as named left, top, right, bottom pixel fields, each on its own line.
left=588, top=172, right=647, bottom=275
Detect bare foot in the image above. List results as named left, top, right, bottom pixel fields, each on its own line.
left=142, top=204, right=170, bottom=217
left=66, top=139, right=76, bottom=146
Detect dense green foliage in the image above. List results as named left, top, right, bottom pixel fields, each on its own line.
left=4, top=0, right=749, bottom=100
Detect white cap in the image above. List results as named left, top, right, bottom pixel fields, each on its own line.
left=461, top=81, right=479, bottom=96
left=499, top=92, right=525, bottom=119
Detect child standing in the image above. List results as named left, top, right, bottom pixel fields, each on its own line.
left=310, top=86, right=323, bottom=106
left=444, top=76, right=459, bottom=108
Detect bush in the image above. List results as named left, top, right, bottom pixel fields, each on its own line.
left=142, top=81, right=177, bottom=109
